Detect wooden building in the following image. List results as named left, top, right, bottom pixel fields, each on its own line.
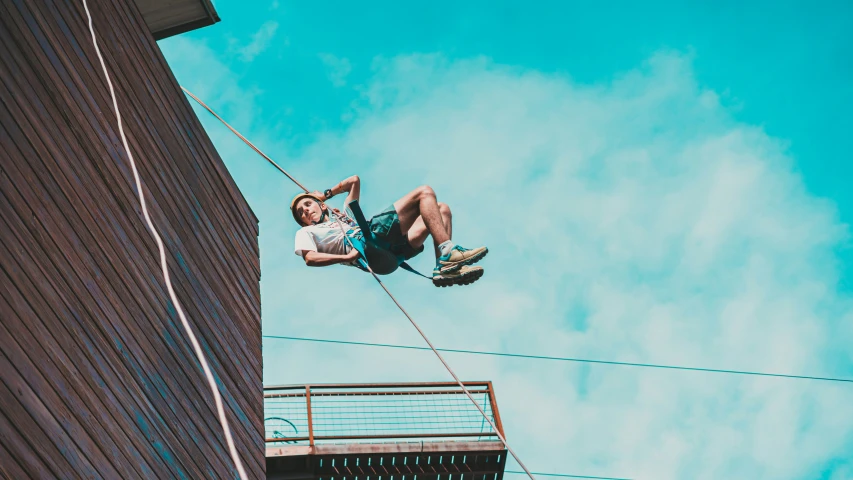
left=0, top=0, right=263, bottom=478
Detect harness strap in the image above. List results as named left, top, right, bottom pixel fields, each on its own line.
left=399, top=261, right=432, bottom=280
left=346, top=200, right=431, bottom=280
left=344, top=230, right=371, bottom=273
left=346, top=200, right=371, bottom=235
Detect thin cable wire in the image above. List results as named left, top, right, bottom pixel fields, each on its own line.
left=182, top=87, right=537, bottom=479
left=506, top=471, right=632, bottom=480
left=82, top=7, right=247, bottom=480
left=262, top=335, right=853, bottom=385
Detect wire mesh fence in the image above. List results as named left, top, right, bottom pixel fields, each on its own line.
left=264, top=382, right=502, bottom=445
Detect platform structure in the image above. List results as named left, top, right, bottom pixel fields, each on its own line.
left=265, top=382, right=508, bottom=480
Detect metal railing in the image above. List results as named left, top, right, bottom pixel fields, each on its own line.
left=263, top=382, right=504, bottom=445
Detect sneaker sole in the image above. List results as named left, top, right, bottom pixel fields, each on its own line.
left=433, top=267, right=484, bottom=288
left=438, top=248, right=489, bottom=274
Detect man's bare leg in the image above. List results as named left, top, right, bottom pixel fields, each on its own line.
left=405, top=202, right=452, bottom=258
left=393, top=185, right=487, bottom=286
left=394, top=186, right=450, bottom=246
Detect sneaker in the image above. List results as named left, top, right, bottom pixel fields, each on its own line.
left=436, top=245, right=488, bottom=274
left=433, top=265, right=484, bottom=288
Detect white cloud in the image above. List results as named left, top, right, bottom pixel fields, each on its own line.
left=236, top=21, right=279, bottom=62
left=319, top=53, right=352, bottom=87
left=161, top=42, right=853, bottom=479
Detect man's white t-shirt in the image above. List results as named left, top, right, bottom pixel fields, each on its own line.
left=294, top=205, right=360, bottom=262
left=294, top=220, right=354, bottom=257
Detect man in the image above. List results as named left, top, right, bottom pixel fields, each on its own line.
left=292, top=175, right=488, bottom=287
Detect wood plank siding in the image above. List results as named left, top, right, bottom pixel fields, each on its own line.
left=0, top=0, right=263, bottom=478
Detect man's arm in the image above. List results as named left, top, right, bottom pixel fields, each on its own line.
left=302, top=249, right=360, bottom=267
left=318, top=175, right=360, bottom=206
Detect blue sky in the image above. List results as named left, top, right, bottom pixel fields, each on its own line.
left=160, top=2, right=853, bottom=478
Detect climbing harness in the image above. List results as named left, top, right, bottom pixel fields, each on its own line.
left=182, top=87, right=536, bottom=480
left=83, top=4, right=248, bottom=480
left=343, top=199, right=432, bottom=279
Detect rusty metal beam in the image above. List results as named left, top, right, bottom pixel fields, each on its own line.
left=487, top=381, right=505, bottom=437
left=265, top=388, right=491, bottom=398
left=267, top=432, right=499, bottom=443
left=267, top=441, right=505, bottom=457
left=305, top=386, right=314, bottom=447
left=264, top=381, right=491, bottom=391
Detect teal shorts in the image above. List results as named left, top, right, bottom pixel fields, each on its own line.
left=368, top=205, right=424, bottom=260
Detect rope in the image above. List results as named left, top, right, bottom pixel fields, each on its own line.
left=181, top=88, right=310, bottom=192
left=82, top=5, right=248, bottom=479
left=182, top=87, right=537, bottom=479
